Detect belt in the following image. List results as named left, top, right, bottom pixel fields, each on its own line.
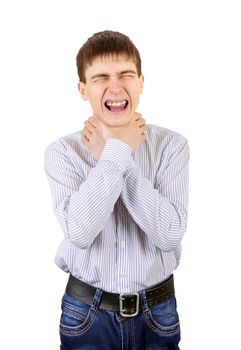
left=66, top=274, right=175, bottom=317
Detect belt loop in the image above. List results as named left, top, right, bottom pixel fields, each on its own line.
left=139, top=288, right=148, bottom=312
left=91, top=288, right=103, bottom=311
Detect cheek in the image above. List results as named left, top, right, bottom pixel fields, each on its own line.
left=129, top=89, right=141, bottom=105
left=86, top=83, right=104, bottom=98
left=87, top=89, right=103, bottom=107
left=126, top=82, right=142, bottom=98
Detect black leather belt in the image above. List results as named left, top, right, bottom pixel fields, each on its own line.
left=66, top=274, right=175, bottom=317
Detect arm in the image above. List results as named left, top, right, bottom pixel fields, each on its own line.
left=121, top=135, right=189, bottom=251
left=44, top=138, right=132, bottom=249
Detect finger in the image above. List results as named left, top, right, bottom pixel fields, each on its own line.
left=134, top=115, right=144, bottom=123
left=85, top=121, right=97, bottom=134
left=139, top=123, right=146, bottom=135
left=138, top=118, right=146, bottom=128
left=140, top=127, right=146, bottom=136
left=82, top=134, right=90, bottom=143
left=88, top=117, right=98, bottom=128
left=134, top=112, right=142, bottom=121
left=84, top=117, right=97, bottom=130
left=135, top=118, right=145, bottom=128
left=140, top=130, right=147, bottom=141
left=83, top=127, right=93, bottom=140
left=143, top=130, right=148, bottom=140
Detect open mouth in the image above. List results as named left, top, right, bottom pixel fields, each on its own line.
left=104, top=100, right=128, bottom=113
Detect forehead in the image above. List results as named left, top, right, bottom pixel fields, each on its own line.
left=85, top=55, right=138, bottom=78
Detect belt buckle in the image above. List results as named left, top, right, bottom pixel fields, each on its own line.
left=119, top=293, right=139, bottom=317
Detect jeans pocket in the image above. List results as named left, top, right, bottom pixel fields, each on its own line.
left=60, top=293, right=97, bottom=337
left=143, top=296, right=180, bottom=337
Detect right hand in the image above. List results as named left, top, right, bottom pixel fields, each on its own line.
left=81, top=117, right=105, bottom=160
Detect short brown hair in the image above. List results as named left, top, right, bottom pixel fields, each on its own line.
left=76, top=30, right=142, bottom=83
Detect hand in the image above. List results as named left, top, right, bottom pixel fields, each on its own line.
left=81, top=117, right=105, bottom=160
left=82, top=113, right=147, bottom=159
left=101, top=113, right=147, bottom=151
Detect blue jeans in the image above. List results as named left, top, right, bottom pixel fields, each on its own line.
left=59, top=288, right=180, bottom=350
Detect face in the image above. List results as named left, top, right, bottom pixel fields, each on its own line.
left=78, top=55, right=144, bottom=127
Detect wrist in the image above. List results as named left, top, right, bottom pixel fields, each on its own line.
left=100, top=138, right=132, bottom=172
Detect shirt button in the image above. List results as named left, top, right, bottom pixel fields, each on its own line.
left=121, top=241, right=125, bottom=247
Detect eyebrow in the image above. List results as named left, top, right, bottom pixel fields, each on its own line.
left=90, top=73, right=109, bottom=80
left=90, top=70, right=137, bottom=80
left=119, top=70, right=137, bottom=75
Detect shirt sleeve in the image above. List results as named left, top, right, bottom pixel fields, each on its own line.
left=120, top=135, right=189, bottom=251
left=44, top=138, right=132, bottom=249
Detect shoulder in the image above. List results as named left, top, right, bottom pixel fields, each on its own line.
left=45, top=130, right=83, bottom=154
left=144, top=125, right=189, bottom=173
left=146, top=124, right=188, bottom=149
left=44, top=130, right=86, bottom=166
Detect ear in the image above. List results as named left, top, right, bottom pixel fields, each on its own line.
left=78, top=82, right=88, bottom=101
left=139, top=74, right=144, bottom=93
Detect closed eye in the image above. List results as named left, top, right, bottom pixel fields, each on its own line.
left=91, top=74, right=109, bottom=83
left=120, top=74, right=135, bottom=79
left=92, top=77, right=108, bottom=83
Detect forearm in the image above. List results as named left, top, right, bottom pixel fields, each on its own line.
left=45, top=138, right=132, bottom=248
left=121, top=167, right=188, bottom=250
left=55, top=163, right=123, bottom=248
left=121, top=138, right=189, bottom=251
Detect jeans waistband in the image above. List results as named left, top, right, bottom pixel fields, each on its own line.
left=66, top=274, right=175, bottom=317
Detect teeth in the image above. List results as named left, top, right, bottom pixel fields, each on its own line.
left=106, top=100, right=127, bottom=107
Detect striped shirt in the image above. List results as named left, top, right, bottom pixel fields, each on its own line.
left=44, top=124, right=189, bottom=293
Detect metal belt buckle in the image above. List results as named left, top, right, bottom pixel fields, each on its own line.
left=119, top=293, right=139, bottom=317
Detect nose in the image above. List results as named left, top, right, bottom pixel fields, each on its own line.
left=107, top=78, right=123, bottom=95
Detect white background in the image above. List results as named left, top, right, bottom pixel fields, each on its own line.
left=0, top=1, right=240, bottom=349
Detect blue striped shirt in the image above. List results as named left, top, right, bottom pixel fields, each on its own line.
left=44, top=124, right=189, bottom=293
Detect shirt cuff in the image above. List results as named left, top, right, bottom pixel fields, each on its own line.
left=100, top=138, right=133, bottom=172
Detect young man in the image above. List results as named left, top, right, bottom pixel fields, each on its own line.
left=45, top=30, right=189, bottom=350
